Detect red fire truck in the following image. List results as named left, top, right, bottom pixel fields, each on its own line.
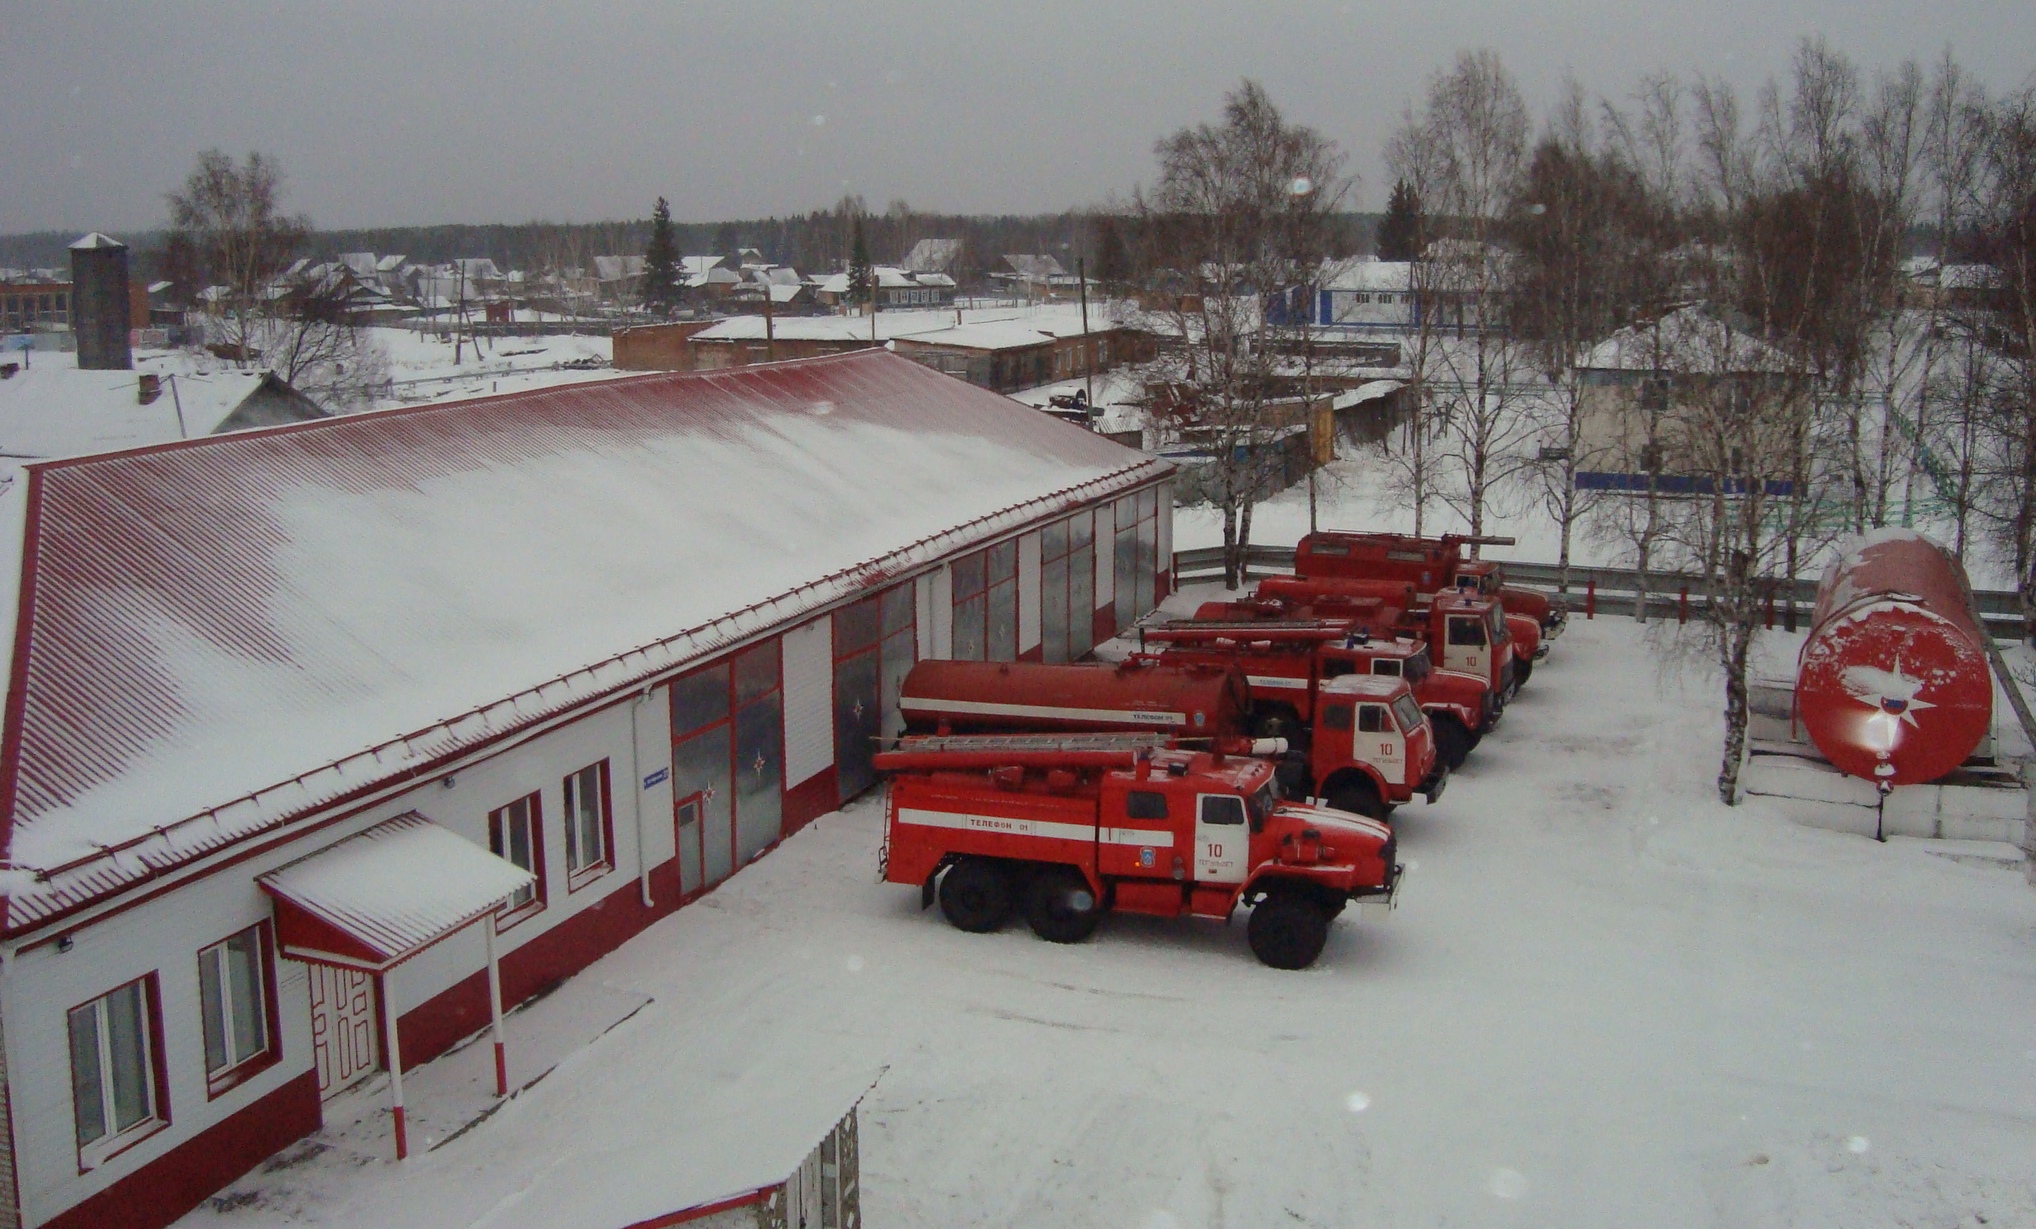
left=1293, top=529, right=1565, bottom=654
left=1253, top=573, right=1541, bottom=688
left=877, top=733, right=1401, bottom=969
left=1230, top=576, right=1522, bottom=702
left=898, top=657, right=1445, bottom=820
left=1144, top=616, right=1493, bottom=770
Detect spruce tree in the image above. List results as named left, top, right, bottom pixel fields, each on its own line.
left=1376, top=179, right=1422, bottom=261
left=643, top=196, right=681, bottom=316
left=847, top=218, right=873, bottom=309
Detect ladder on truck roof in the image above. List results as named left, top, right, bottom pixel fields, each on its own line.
left=893, top=732, right=1175, bottom=755
left=1145, top=619, right=1354, bottom=642
left=875, top=732, right=1178, bottom=773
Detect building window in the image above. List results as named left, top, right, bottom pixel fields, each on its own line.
left=198, top=924, right=278, bottom=1095
left=1112, top=488, right=1160, bottom=632
left=563, top=761, right=614, bottom=888
left=68, top=977, right=167, bottom=1169
left=489, top=793, right=545, bottom=924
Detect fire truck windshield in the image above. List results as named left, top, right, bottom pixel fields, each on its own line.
left=1405, top=648, right=1431, bottom=682
left=1250, top=782, right=1276, bottom=822
left=1392, top=694, right=1425, bottom=732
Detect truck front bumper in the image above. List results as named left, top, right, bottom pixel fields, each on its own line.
left=1352, top=861, right=1404, bottom=920
left=1420, top=762, right=1449, bottom=804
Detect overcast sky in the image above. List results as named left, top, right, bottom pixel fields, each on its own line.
left=2, top=1, right=2031, bottom=235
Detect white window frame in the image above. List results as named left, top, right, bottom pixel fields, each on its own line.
left=491, top=793, right=544, bottom=920
left=69, top=979, right=164, bottom=1170
left=563, top=761, right=612, bottom=887
left=199, top=926, right=272, bottom=1084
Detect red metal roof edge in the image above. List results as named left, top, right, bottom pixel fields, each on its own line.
left=0, top=466, right=48, bottom=925
left=16, top=347, right=914, bottom=478
left=0, top=456, right=1175, bottom=935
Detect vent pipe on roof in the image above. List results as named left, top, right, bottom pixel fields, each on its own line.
left=137, top=373, right=161, bottom=405
left=70, top=233, right=132, bottom=371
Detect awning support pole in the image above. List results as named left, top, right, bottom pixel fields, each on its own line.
left=380, top=971, right=408, bottom=1160
left=486, top=915, right=508, bottom=1097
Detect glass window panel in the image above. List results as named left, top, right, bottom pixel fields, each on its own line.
left=106, top=983, right=151, bottom=1133
left=1041, top=556, right=1069, bottom=664
left=987, top=581, right=1017, bottom=662
left=1135, top=515, right=1157, bottom=614
left=1069, top=546, right=1095, bottom=658
left=987, top=540, right=1016, bottom=583
left=880, top=584, right=914, bottom=636
left=1201, top=795, right=1246, bottom=825
left=69, top=1003, right=106, bottom=1147
left=1359, top=706, right=1388, bottom=733
left=1139, top=487, right=1157, bottom=520
left=952, top=552, right=985, bottom=601
left=673, top=726, right=734, bottom=886
left=226, top=932, right=265, bottom=1064
left=200, top=949, right=228, bottom=1074
left=1041, top=519, right=1069, bottom=561
left=952, top=594, right=986, bottom=661
left=1126, top=791, right=1169, bottom=819
left=670, top=664, right=731, bottom=736
left=1069, top=510, right=1093, bottom=550
left=834, top=600, right=880, bottom=657
left=734, top=697, right=784, bottom=862
left=880, top=626, right=916, bottom=738
left=735, top=640, right=780, bottom=705
left=1114, top=524, right=1138, bottom=631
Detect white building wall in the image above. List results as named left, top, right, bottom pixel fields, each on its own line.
left=1018, top=532, right=1041, bottom=656
left=631, top=684, right=677, bottom=882
left=780, top=618, right=834, bottom=790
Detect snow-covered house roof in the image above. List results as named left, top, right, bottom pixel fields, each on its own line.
left=1940, top=264, right=2003, bottom=290
left=0, top=363, right=327, bottom=459
left=340, top=252, right=380, bottom=277
left=680, top=256, right=725, bottom=277
left=902, top=238, right=961, bottom=274
left=1320, top=258, right=1412, bottom=293
left=1576, top=306, right=1791, bottom=375
left=0, top=349, right=1168, bottom=933
left=594, top=255, right=645, bottom=283
left=1000, top=254, right=1067, bottom=280
left=376, top=254, right=407, bottom=273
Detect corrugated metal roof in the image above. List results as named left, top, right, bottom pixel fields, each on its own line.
left=0, top=350, right=1169, bottom=932
left=259, top=811, right=532, bottom=964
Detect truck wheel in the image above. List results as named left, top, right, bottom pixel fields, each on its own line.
left=1023, top=866, right=1102, bottom=943
left=1514, top=658, right=1533, bottom=688
left=1248, top=891, right=1332, bottom=970
left=939, top=859, right=1014, bottom=933
left=1431, top=714, right=1472, bottom=770
left=1326, top=778, right=1386, bottom=821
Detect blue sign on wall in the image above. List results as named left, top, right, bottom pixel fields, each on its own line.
left=642, top=766, right=670, bottom=790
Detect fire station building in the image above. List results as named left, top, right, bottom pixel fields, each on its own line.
left=0, top=350, right=1173, bottom=1229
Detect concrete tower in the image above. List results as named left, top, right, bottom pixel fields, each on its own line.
left=70, top=232, right=132, bottom=371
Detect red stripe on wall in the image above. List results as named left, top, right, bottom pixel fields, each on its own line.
left=782, top=768, right=837, bottom=836
left=38, top=1071, right=320, bottom=1229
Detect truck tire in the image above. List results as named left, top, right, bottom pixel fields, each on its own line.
left=1514, top=657, right=1533, bottom=688
left=1248, top=891, right=1332, bottom=969
left=1023, top=866, right=1102, bottom=943
left=1326, top=777, right=1386, bottom=821
left=1430, top=713, right=1472, bottom=770
left=939, top=858, right=1015, bottom=933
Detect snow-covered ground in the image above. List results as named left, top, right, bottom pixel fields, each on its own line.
left=364, top=327, right=617, bottom=409
left=179, top=612, right=2036, bottom=1229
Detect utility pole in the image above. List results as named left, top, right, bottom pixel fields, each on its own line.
left=1078, top=256, right=1094, bottom=414
left=763, top=271, right=777, bottom=363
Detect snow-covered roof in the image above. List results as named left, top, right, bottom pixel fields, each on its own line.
left=1002, top=254, right=1067, bottom=280
left=1320, top=258, right=1412, bottom=293
left=680, top=256, right=724, bottom=276
left=1331, top=379, right=1405, bottom=410
left=68, top=232, right=125, bottom=252
left=0, top=363, right=316, bottom=459
left=902, top=237, right=961, bottom=274
left=594, top=255, right=645, bottom=283
left=258, top=812, right=533, bottom=966
left=376, top=254, right=407, bottom=272
left=896, top=314, right=1129, bottom=352
left=1939, top=264, right=2003, bottom=290
left=1576, top=306, right=1791, bottom=374
left=0, top=349, right=1169, bottom=932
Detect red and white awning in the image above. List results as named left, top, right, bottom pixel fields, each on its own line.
left=258, top=812, right=532, bottom=972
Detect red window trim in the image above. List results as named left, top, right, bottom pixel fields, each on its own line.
left=489, top=791, right=547, bottom=930
left=564, top=760, right=616, bottom=894
left=67, top=972, right=173, bottom=1174
left=199, top=921, right=285, bottom=1101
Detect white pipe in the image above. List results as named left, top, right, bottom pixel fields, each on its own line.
left=632, top=687, right=653, bottom=907
left=380, top=970, right=408, bottom=1160
left=485, top=919, right=507, bottom=1097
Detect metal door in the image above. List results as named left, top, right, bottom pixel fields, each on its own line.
left=673, top=727, right=734, bottom=887
left=308, top=964, right=379, bottom=1098
left=833, top=652, right=882, bottom=802
left=1444, top=614, right=1488, bottom=678
left=1358, top=703, right=1405, bottom=783
left=734, top=697, right=784, bottom=864
left=675, top=794, right=705, bottom=895
left=1194, top=794, right=1249, bottom=884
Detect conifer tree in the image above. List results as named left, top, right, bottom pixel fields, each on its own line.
left=1376, top=179, right=1423, bottom=261
left=643, top=196, right=681, bottom=315
left=847, top=217, right=873, bottom=308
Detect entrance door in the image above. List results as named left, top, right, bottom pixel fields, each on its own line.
left=1357, top=703, right=1405, bottom=782
left=1443, top=614, right=1488, bottom=678
left=1193, top=794, right=1249, bottom=884
left=308, top=964, right=380, bottom=1098
left=834, top=651, right=882, bottom=802
left=675, top=794, right=706, bottom=896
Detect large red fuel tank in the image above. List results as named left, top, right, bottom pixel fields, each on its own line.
left=1796, top=531, right=1993, bottom=787
left=898, top=658, right=1250, bottom=737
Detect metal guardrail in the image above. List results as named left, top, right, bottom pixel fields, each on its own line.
left=1171, top=545, right=2029, bottom=637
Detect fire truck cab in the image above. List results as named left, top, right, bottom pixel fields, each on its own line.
left=1294, top=529, right=1566, bottom=657
left=878, top=733, right=1401, bottom=969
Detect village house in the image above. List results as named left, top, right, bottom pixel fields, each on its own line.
left=891, top=316, right=1155, bottom=393
left=0, top=360, right=327, bottom=458
left=0, top=349, right=1174, bottom=1229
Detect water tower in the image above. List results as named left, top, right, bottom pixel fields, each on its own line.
left=70, top=232, right=132, bottom=370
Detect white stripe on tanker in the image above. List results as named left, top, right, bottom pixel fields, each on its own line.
left=899, top=696, right=1193, bottom=727
left=897, top=808, right=1175, bottom=846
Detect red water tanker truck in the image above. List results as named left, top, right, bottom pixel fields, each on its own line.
left=898, top=657, right=1444, bottom=819
left=1796, top=531, right=1994, bottom=788
left=1293, top=530, right=1564, bottom=647
left=1243, top=575, right=1523, bottom=699
left=1143, top=617, right=1494, bottom=770
left=877, top=732, right=1401, bottom=969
